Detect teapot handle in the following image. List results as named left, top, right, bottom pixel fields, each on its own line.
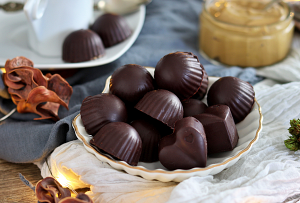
left=24, top=0, right=48, bottom=20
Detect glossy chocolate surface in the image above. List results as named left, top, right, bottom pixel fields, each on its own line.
left=159, top=117, right=207, bottom=170
left=207, top=76, right=255, bottom=123
left=91, top=13, right=132, bottom=47
left=110, top=64, right=155, bottom=107
left=135, top=89, right=183, bottom=129
left=80, top=93, right=127, bottom=136
left=90, top=122, right=142, bottom=166
left=154, top=52, right=205, bottom=101
left=194, top=104, right=239, bottom=154
left=182, top=98, right=208, bottom=117
left=62, top=29, right=105, bottom=63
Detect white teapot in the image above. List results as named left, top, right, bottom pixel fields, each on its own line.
left=24, top=0, right=94, bottom=57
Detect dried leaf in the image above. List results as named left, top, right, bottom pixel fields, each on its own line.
left=58, top=194, right=94, bottom=203
left=8, top=56, right=34, bottom=69
left=47, top=74, right=73, bottom=105
left=3, top=56, right=73, bottom=121
left=35, top=177, right=71, bottom=203
left=17, top=86, right=68, bottom=121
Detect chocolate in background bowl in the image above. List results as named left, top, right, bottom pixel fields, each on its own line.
left=72, top=67, right=263, bottom=182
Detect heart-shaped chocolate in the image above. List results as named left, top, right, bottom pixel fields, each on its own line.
left=194, top=104, right=239, bottom=154
left=158, top=117, right=207, bottom=170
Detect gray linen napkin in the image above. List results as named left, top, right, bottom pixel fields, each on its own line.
left=0, top=0, right=263, bottom=163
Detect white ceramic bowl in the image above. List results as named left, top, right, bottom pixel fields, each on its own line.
left=72, top=67, right=263, bottom=182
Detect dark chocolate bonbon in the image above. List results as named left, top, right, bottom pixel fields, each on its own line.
left=159, top=117, right=207, bottom=170
left=110, top=64, right=154, bottom=107
left=182, top=98, right=208, bottom=117
left=62, top=29, right=105, bottom=63
left=91, top=13, right=132, bottom=47
left=207, top=76, right=255, bottom=123
left=90, top=122, right=142, bottom=166
left=135, top=89, right=183, bottom=129
left=194, top=104, right=239, bottom=154
left=154, top=52, right=206, bottom=101
left=131, top=118, right=163, bottom=162
left=80, top=93, right=127, bottom=136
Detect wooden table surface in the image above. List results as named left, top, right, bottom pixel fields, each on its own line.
left=0, top=159, right=42, bottom=203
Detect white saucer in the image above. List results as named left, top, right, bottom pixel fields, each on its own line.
left=0, top=6, right=145, bottom=70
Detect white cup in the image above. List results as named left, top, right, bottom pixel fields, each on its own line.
left=24, top=0, right=94, bottom=57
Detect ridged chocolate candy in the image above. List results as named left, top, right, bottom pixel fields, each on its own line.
left=131, top=118, right=162, bottom=162
left=182, top=98, right=207, bottom=117
left=135, top=89, right=183, bottom=129
left=159, top=117, right=207, bottom=170
left=194, top=104, right=239, bottom=154
left=207, top=76, right=255, bottom=123
left=91, top=13, right=132, bottom=47
left=192, top=65, right=209, bottom=100
left=62, top=29, right=105, bottom=63
left=90, top=122, right=142, bottom=166
left=110, top=64, right=155, bottom=106
left=154, top=52, right=205, bottom=101
left=80, top=93, right=127, bottom=136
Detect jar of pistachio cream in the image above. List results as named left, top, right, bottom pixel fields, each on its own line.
left=199, top=0, right=294, bottom=67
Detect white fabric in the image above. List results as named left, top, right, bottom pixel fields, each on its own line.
left=40, top=81, right=300, bottom=203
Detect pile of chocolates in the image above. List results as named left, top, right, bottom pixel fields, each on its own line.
left=80, top=51, right=255, bottom=170
left=62, top=13, right=132, bottom=63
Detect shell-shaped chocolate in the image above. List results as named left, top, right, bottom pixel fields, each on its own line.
left=135, top=89, right=183, bottom=129
left=154, top=52, right=205, bottom=101
left=192, top=65, right=209, bottom=100
left=207, top=76, right=255, bottom=123
left=90, top=122, right=142, bottom=166
left=63, top=29, right=105, bottom=63
left=91, top=13, right=132, bottom=47
left=131, top=118, right=162, bottom=162
left=110, top=64, right=155, bottom=106
left=80, top=93, right=127, bottom=136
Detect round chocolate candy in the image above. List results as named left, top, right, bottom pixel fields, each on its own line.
left=62, top=29, right=105, bottom=63
left=154, top=52, right=205, bottom=101
left=80, top=93, right=127, bottom=136
left=90, top=122, right=142, bottom=166
left=207, top=76, right=255, bottom=123
left=135, top=89, right=183, bottom=129
left=110, top=64, right=155, bottom=107
left=91, top=13, right=132, bottom=47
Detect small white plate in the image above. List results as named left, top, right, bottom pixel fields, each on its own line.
left=72, top=68, right=263, bottom=182
left=0, top=6, right=145, bottom=70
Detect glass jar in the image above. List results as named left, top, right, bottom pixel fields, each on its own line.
left=199, top=0, right=294, bottom=67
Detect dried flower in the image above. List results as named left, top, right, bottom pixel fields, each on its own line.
left=3, top=56, right=73, bottom=121
left=35, top=177, right=93, bottom=203
left=58, top=194, right=94, bottom=203
left=35, top=177, right=71, bottom=203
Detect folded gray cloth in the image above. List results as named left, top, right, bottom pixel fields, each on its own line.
left=0, top=0, right=263, bottom=163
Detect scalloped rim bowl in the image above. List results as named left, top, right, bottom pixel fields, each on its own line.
left=72, top=67, right=263, bottom=182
